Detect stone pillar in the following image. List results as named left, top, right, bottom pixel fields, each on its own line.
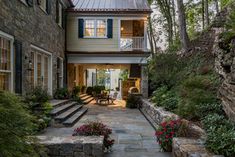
left=141, top=65, right=148, bottom=98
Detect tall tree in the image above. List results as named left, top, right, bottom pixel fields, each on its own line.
left=202, top=0, right=205, bottom=29
left=176, top=0, right=190, bottom=52
left=204, top=0, right=210, bottom=26
left=214, top=0, right=219, bottom=14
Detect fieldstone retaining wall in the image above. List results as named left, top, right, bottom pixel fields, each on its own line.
left=172, top=138, right=223, bottom=157
left=37, top=136, right=104, bottom=157
left=140, top=99, right=205, bottom=138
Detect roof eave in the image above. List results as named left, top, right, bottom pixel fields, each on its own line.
left=66, top=9, right=152, bottom=14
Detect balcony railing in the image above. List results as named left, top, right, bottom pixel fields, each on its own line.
left=120, top=37, right=146, bottom=51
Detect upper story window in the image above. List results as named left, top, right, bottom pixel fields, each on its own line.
left=58, top=3, right=63, bottom=27
left=39, top=0, right=47, bottom=12
left=84, top=19, right=107, bottom=38
left=38, top=0, right=51, bottom=14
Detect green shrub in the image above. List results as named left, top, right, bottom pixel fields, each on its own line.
left=86, top=86, right=94, bottom=95
left=202, top=114, right=234, bottom=131
left=72, top=86, right=80, bottom=97
left=54, top=88, right=70, bottom=99
left=93, top=86, right=105, bottom=95
left=25, top=86, right=50, bottom=105
left=0, top=91, right=38, bottom=157
left=151, top=86, right=178, bottom=111
left=72, top=95, right=83, bottom=104
left=198, top=103, right=225, bottom=119
left=177, top=76, right=218, bottom=120
left=205, top=126, right=235, bottom=157
left=126, top=95, right=141, bottom=109
left=148, top=53, right=186, bottom=89
left=81, top=86, right=86, bottom=93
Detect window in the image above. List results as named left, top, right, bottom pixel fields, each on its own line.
left=39, top=0, right=47, bottom=12
left=0, top=33, right=13, bottom=91
left=30, top=47, right=51, bottom=92
left=84, top=19, right=107, bottom=38
left=57, top=2, right=63, bottom=27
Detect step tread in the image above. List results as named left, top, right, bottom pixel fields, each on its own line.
left=50, top=99, right=70, bottom=107
left=83, top=97, right=94, bottom=104
left=79, top=94, right=87, bottom=98
left=54, top=105, right=83, bottom=120
left=50, top=102, right=77, bottom=115
left=80, top=95, right=92, bottom=101
left=63, top=108, right=88, bottom=125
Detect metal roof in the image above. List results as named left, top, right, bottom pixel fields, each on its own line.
left=68, top=0, right=152, bottom=13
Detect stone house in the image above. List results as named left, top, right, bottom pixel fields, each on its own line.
left=0, top=0, right=73, bottom=95
left=0, top=0, right=151, bottom=98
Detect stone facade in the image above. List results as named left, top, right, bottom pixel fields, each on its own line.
left=0, top=0, right=69, bottom=94
left=37, top=136, right=104, bottom=157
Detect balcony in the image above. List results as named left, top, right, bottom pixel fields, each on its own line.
left=120, top=20, right=147, bottom=52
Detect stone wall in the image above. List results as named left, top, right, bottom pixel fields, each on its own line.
left=212, top=4, right=235, bottom=122
left=37, top=136, right=104, bottom=157
left=172, top=138, right=223, bottom=157
left=140, top=99, right=205, bottom=138
left=0, top=0, right=66, bottom=94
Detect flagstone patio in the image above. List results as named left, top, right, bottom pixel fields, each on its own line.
left=42, top=100, right=172, bottom=157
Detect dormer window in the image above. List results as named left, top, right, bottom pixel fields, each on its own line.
left=84, top=19, right=107, bottom=38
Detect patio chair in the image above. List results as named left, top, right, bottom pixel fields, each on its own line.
left=109, top=92, right=118, bottom=104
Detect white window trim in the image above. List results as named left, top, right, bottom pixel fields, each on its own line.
left=83, top=19, right=108, bottom=38
left=0, top=30, right=14, bottom=92
left=30, top=44, right=53, bottom=95
left=58, top=2, right=63, bottom=27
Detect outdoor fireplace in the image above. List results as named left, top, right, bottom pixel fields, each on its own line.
left=128, top=87, right=139, bottom=94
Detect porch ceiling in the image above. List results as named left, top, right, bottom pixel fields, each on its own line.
left=67, top=54, right=149, bottom=64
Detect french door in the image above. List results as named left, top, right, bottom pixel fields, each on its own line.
left=31, top=50, right=50, bottom=91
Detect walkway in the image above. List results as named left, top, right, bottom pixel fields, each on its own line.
left=42, top=100, right=172, bottom=157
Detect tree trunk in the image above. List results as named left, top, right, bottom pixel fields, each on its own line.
left=205, top=0, right=209, bottom=27
left=214, top=0, right=219, bottom=14
left=176, top=0, right=190, bottom=52
left=147, top=17, right=155, bottom=56
left=202, top=0, right=205, bottom=29
left=171, top=0, right=177, bottom=40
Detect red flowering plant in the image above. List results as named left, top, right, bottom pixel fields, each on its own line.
left=155, top=119, right=182, bottom=151
left=73, top=121, right=115, bottom=150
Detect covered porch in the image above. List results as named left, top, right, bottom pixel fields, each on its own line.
left=66, top=53, right=149, bottom=100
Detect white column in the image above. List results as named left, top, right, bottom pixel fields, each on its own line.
left=144, top=20, right=148, bottom=52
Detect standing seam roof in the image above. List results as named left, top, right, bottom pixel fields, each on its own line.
left=68, top=0, right=152, bottom=12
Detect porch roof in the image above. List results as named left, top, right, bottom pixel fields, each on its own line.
left=68, top=0, right=152, bottom=14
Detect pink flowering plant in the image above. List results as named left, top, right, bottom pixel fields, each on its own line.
left=155, top=119, right=182, bottom=151
left=73, top=121, right=114, bottom=150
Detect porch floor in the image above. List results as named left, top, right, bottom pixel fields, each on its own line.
left=41, top=100, right=172, bottom=157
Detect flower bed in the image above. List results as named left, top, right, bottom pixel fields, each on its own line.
left=73, top=121, right=114, bottom=151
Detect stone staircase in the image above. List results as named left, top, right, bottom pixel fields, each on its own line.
left=79, top=93, right=94, bottom=104
left=50, top=99, right=88, bottom=127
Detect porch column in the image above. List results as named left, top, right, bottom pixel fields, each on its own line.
left=141, top=65, right=148, bottom=98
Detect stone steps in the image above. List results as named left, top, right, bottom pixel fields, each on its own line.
left=63, top=108, right=88, bottom=127
left=50, top=99, right=88, bottom=127
left=54, top=105, right=83, bottom=122
left=79, top=94, right=94, bottom=104
left=50, top=99, right=70, bottom=108
left=50, top=102, right=77, bottom=117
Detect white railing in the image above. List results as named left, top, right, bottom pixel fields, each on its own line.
left=120, top=37, right=146, bottom=51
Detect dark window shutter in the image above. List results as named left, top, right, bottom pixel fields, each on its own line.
left=56, top=0, right=59, bottom=23
left=15, top=40, right=23, bottom=94
left=57, top=58, right=60, bottom=88
left=107, top=19, right=113, bottom=38
left=46, top=0, right=51, bottom=14
left=62, top=9, right=65, bottom=29
left=78, top=19, right=84, bottom=38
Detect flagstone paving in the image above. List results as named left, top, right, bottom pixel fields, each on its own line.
left=42, top=100, right=172, bottom=157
